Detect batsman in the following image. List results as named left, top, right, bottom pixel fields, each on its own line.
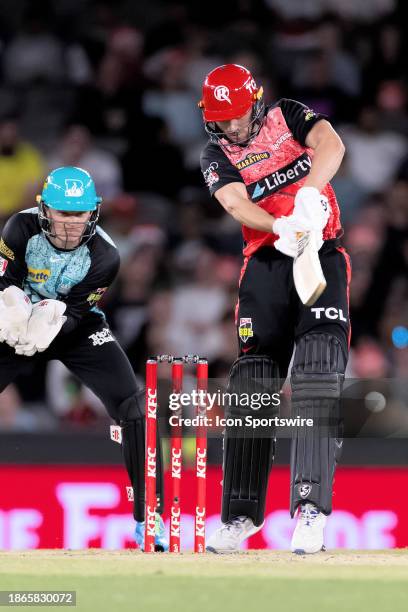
left=0, top=167, right=167, bottom=551
left=199, top=65, right=351, bottom=554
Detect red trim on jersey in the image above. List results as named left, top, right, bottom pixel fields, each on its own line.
left=336, top=246, right=352, bottom=347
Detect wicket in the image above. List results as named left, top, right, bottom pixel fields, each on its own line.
left=144, top=354, right=208, bottom=553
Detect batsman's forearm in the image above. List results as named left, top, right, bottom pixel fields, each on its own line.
left=304, top=137, right=345, bottom=191
left=221, top=195, right=276, bottom=232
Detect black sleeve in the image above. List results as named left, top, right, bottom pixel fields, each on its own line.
left=61, top=246, right=120, bottom=334
left=200, top=143, right=244, bottom=197
left=0, top=214, right=30, bottom=290
left=277, top=99, right=326, bottom=147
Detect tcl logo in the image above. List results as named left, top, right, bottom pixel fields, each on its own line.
left=244, top=77, right=257, bottom=94
left=311, top=307, right=347, bottom=321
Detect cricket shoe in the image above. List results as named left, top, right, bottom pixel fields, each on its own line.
left=206, top=516, right=263, bottom=553
left=134, top=514, right=169, bottom=552
left=291, top=503, right=326, bottom=554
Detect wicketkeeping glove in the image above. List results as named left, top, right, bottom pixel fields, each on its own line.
left=14, top=299, right=67, bottom=357
left=293, top=186, right=330, bottom=232
left=0, top=286, right=32, bottom=347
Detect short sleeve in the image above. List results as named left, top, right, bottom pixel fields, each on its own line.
left=277, top=99, right=326, bottom=146
left=61, top=247, right=120, bottom=334
left=200, top=143, right=244, bottom=197
left=0, top=213, right=31, bottom=290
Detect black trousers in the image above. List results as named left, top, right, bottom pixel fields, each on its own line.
left=0, top=315, right=139, bottom=421
left=236, top=240, right=351, bottom=374
left=234, top=240, right=351, bottom=517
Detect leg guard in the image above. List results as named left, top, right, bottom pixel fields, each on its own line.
left=290, top=333, right=347, bottom=517
left=222, top=355, right=280, bottom=527
left=118, top=391, right=164, bottom=522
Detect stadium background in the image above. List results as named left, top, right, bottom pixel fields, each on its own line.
left=0, top=0, right=407, bottom=550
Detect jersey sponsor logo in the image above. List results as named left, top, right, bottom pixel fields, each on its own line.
left=87, top=287, right=107, bottom=306
left=214, top=85, right=232, bottom=104
left=248, top=153, right=312, bottom=203
left=88, top=327, right=114, bottom=346
left=271, top=131, right=292, bottom=151
left=28, top=267, right=50, bottom=283
left=304, top=108, right=316, bottom=121
left=0, top=256, right=8, bottom=276
left=203, top=161, right=220, bottom=188
left=236, top=151, right=270, bottom=171
left=0, top=238, right=15, bottom=261
left=311, top=307, right=347, bottom=322
left=239, top=317, right=254, bottom=343
left=58, top=275, right=77, bottom=295
left=65, top=179, right=84, bottom=197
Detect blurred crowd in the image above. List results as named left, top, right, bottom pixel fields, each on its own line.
left=0, top=0, right=407, bottom=430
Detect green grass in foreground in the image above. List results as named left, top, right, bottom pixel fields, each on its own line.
left=0, top=550, right=407, bottom=612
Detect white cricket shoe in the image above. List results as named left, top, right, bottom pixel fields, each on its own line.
left=291, top=503, right=326, bottom=554
left=206, top=516, right=263, bottom=553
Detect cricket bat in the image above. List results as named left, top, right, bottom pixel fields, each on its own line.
left=293, top=232, right=327, bottom=306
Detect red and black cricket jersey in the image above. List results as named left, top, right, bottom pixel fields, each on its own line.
left=200, top=99, right=342, bottom=257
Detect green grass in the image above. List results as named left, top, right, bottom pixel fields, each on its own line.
left=0, top=550, right=407, bottom=612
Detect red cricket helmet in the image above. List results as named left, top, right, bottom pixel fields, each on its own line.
left=198, top=64, right=265, bottom=146
left=199, top=64, right=262, bottom=121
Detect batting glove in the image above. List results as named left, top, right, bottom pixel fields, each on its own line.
left=273, top=215, right=323, bottom=258
left=293, top=186, right=330, bottom=232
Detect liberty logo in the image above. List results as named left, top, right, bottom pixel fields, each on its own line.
left=252, top=183, right=265, bottom=199
left=65, top=179, right=84, bottom=197
left=249, top=153, right=312, bottom=203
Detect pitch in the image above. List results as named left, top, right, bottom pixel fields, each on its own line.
left=1, top=550, right=407, bottom=612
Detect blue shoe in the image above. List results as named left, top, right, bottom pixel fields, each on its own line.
left=135, top=514, right=168, bottom=552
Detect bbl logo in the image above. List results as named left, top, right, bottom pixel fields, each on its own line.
left=87, top=287, right=107, bottom=306
left=239, top=318, right=254, bottom=343
left=304, top=108, right=316, bottom=121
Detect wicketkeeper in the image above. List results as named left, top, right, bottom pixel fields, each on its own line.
left=0, top=166, right=167, bottom=551
left=199, top=64, right=351, bottom=554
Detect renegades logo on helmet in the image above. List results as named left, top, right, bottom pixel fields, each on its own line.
left=214, top=85, right=232, bottom=104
